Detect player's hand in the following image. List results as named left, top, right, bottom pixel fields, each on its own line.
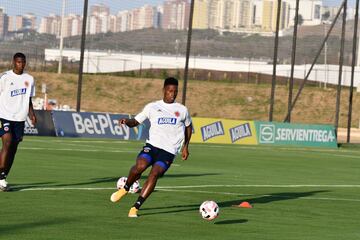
left=119, top=118, right=127, bottom=125
left=182, top=147, right=189, bottom=160
left=30, top=115, right=37, bottom=125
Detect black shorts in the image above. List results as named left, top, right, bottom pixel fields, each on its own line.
left=137, top=143, right=175, bottom=171
left=0, top=118, right=25, bottom=142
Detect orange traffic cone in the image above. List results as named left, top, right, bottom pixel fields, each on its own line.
left=232, top=201, right=253, bottom=208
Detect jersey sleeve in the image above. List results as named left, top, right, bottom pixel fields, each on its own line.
left=184, top=108, right=192, bottom=127
left=134, top=103, right=151, bottom=124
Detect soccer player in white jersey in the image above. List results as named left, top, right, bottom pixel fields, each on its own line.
left=0, top=53, right=36, bottom=191
left=110, top=77, right=192, bottom=217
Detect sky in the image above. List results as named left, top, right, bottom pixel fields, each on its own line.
left=0, top=0, right=354, bottom=17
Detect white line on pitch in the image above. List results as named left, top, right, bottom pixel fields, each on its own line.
left=156, top=184, right=360, bottom=188
left=25, top=139, right=130, bottom=144
left=18, top=184, right=360, bottom=191
left=17, top=186, right=360, bottom=202
left=19, top=147, right=137, bottom=153
left=19, top=187, right=114, bottom=191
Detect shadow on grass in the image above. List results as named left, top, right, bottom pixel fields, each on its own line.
left=219, top=190, right=329, bottom=207
left=0, top=218, right=75, bottom=236
left=140, top=190, right=329, bottom=216
left=214, top=219, right=248, bottom=225
left=10, top=173, right=221, bottom=191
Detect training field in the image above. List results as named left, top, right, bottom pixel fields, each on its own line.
left=1, top=137, right=360, bottom=240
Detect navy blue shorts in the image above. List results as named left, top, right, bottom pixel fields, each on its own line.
left=0, top=118, right=25, bottom=142
left=137, top=143, right=175, bottom=172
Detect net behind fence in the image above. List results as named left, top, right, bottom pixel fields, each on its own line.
left=0, top=0, right=358, bottom=131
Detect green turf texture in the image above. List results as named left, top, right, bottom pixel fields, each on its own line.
left=1, top=137, right=359, bottom=240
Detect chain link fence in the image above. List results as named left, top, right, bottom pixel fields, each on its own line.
left=0, top=0, right=358, bottom=133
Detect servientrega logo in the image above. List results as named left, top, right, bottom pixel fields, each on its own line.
left=259, top=124, right=275, bottom=143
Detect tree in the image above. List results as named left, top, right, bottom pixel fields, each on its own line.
left=322, top=11, right=330, bottom=21
left=296, top=14, right=304, bottom=26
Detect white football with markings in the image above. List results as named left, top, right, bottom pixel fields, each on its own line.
left=199, top=200, right=219, bottom=221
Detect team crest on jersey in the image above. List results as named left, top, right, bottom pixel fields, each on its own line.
left=174, top=111, right=180, bottom=117
left=25, top=81, right=29, bottom=87
left=144, top=147, right=151, bottom=153
left=158, top=117, right=177, bottom=125
left=4, top=126, right=9, bottom=132
left=3, top=123, right=10, bottom=128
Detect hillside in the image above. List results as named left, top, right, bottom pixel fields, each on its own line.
left=32, top=72, right=360, bottom=128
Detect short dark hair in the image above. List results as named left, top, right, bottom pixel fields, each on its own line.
left=13, top=52, right=26, bottom=60
left=164, top=77, right=178, bottom=87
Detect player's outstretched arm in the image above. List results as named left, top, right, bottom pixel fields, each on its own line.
left=182, top=123, right=193, bottom=160
left=28, top=97, right=37, bottom=125
left=119, top=118, right=140, bottom=128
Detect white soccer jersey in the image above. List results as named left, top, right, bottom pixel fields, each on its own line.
left=135, top=100, right=192, bottom=155
left=0, top=70, right=35, bottom=121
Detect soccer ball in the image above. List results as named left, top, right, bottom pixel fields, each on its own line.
left=116, top=177, right=141, bottom=194
left=116, top=177, right=127, bottom=189
left=199, top=200, right=219, bottom=221
left=129, top=180, right=140, bottom=194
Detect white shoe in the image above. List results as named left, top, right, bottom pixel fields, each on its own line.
left=0, top=179, right=9, bottom=191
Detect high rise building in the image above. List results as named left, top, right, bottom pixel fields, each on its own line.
left=90, top=4, right=110, bottom=17
left=8, top=16, right=15, bottom=31
left=252, top=0, right=263, bottom=26
left=155, top=5, right=163, bottom=29
left=0, top=8, right=9, bottom=39
left=140, top=5, right=157, bottom=29
left=70, top=15, right=82, bottom=36
left=217, top=0, right=232, bottom=29
left=117, top=11, right=130, bottom=32
left=88, top=4, right=111, bottom=34
left=39, top=14, right=61, bottom=36
left=15, top=15, right=23, bottom=30
left=284, top=0, right=322, bottom=26
left=262, top=0, right=290, bottom=32
left=208, top=0, right=220, bottom=28
left=88, top=15, right=101, bottom=34
left=232, top=0, right=252, bottom=29
left=109, top=15, right=117, bottom=32
left=193, top=0, right=209, bottom=29
left=23, top=13, right=36, bottom=30
left=162, top=0, right=190, bottom=30
left=13, top=13, right=36, bottom=31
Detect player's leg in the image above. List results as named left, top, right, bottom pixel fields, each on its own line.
left=123, top=156, right=149, bottom=191
left=5, top=141, right=19, bottom=176
left=4, top=121, right=24, bottom=178
left=0, top=134, right=12, bottom=191
left=128, top=164, right=168, bottom=217
left=110, top=144, right=154, bottom=203
left=128, top=155, right=174, bottom=217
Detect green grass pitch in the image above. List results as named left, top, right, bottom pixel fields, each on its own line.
left=1, top=136, right=360, bottom=240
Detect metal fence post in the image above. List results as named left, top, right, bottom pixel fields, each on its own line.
left=76, top=0, right=89, bottom=112
left=269, top=0, right=282, bottom=122
left=347, top=0, right=359, bottom=143
left=335, top=0, right=347, bottom=135
left=182, top=0, right=195, bottom=105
